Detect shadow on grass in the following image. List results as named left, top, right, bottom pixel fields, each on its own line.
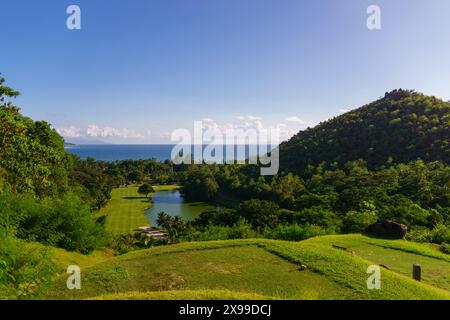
left=122, top=196, right=148, bottom=200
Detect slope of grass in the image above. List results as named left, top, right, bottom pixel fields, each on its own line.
left=47, top=245, right=349, bottom=300
left=45, top=236, right=450, bottom=300
left=89, top=290, right=273, bottom=300
left=22, top=240, right=112, bottom=270
left=307, top=234, right=450, bottom=291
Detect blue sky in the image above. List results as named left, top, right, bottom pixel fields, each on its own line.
left=1, top=0, right=450, bottom=143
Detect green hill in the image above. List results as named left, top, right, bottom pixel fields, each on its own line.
left=279, top=90, right=450, bottom=174
left=45, top=235, right=450, bottom=300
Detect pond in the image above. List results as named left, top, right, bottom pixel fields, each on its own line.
left=145, top=189, right=214, bottom=226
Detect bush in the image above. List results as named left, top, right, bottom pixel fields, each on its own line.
left=430, top=224, right=450, bottom=244
left=406, top=227, right=433, bottom=243
left=440, top=243, right=450, bottom=254
left=295, top=207, right=342, bottom=230
left=0, top=233, right=58, bottom=299
left=192, top=208, right=240, bottom=228
left=110, top=233, right=162, bottom=255
left=0, top=191, right=108, bottom=253
left=342, top=209, right=378, bottom=233
left=407, top=224, right=450, bottom=244
left=183, top=219, right=258, bottom=241
left=237, top=199, right=280, bottom=229
left=263, top=224, right=334, bottom=241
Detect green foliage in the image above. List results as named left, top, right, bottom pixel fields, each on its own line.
left=110, top=233, right=160, bottom=255
left=342, top=201, right=378, bottom=233
left=429, top=224, right=450, bottom=244
left=157, top=212, right=188, bottom=242
left=0, top=233, right=58, bottom=299
left=263, top=224, right=334, bottom=241
left=0, top=191, right=108, bottom=253
left=237, top=199, right=280, bottom=229
left=183, top=219, right=258, bottom=241
left=137, top=183, right=154, bottom=197
left=69, top=156, right=113, bottom=210
left=181, top=165, right=218, bottom=201
left=441, top=243, right=450, bottom=254
left=0, top=82, right=70, bottom=197
left=407, top=224, right=450, bottom=245
left=205, top=159, right=449, bottom=237
left=193, top=207, right=241, bottom=228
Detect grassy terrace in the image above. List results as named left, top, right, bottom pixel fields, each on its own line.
left=98, top=185, right=180, bottom=235
left=46, top=235, right=450, bottom=300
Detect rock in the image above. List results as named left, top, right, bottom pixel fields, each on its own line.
left=365, top=219, right=408, bottom=239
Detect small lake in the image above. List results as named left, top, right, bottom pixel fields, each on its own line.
left=145, top=190, right=214, bottom=226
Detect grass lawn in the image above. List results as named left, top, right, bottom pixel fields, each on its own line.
left=311, top=234, right=450, bottom=291
left=46, top=236, right=450, bottom=300
left=99, top=185, right=180, bottom=235
left=46, top=245, right=352, bottom=300
left=98, top=186, right=151, bottom=235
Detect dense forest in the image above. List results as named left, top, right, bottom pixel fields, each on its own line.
left=279, top=89, right=450, bottom=175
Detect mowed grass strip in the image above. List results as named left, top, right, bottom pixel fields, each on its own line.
left=99, top=186, right=151, bottom=235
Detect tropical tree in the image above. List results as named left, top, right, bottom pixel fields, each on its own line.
left=138, top=183, right=154, bottom=198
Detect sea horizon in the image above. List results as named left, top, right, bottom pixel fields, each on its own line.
left=65, top=144, right=276, bottom=162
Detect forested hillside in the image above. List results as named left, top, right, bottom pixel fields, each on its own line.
left=279, top=89, right=450, bottom=175
left=0, top=77, right=70, bottom=197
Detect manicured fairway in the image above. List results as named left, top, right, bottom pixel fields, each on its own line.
left=98, top=186, right=151, bottom=235
left=99, top=185, right=181, bottom=235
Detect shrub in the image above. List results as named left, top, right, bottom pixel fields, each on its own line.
left=430, top=224, right=450, bottom=244
left=263, top=224, right=334, bottom=241
left=183, top=219, right=258, bottom=241
left=407, top=224, right=450, bottom=244
left=0, top=191, right=108, bottom=253
left=342, top=209, right=378, bottom=233
left=0, top=233, right=58, bottom=299
left=237, top=199, right=280, bottom=229
left=406, top=227, right=433, bottom=243
left=440, top=243, right=450, bottom=254
left=110, top=233, right=162, bottom=255
left=295, top=207, right=342, bottom=230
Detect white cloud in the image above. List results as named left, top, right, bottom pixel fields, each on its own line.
left=192, top=117, right=296, bottom=144
left=285, top=116, right=306, bottom=124
left=86, top=125, right=144, bottom=139
left=56, top=126, right=82, bottom=138
left=339, top=109, right=350, bottom=113
left=235, top=114, right=262, bottom=121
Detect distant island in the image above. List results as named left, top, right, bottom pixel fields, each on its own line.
left=64, top=142, right=76, bottom=147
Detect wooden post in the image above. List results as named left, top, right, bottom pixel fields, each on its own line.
left=413, top=263, right=421, bottom=281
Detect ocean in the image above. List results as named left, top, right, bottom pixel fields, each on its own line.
left=65, top=144, right=271, bottom=162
